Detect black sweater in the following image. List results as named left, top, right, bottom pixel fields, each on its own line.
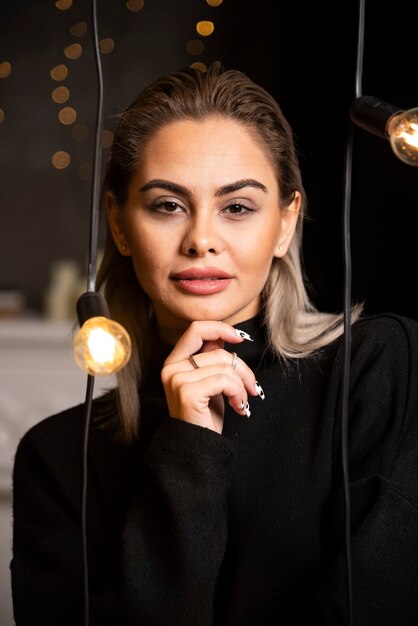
left=11, top=314, right=418, bottom=625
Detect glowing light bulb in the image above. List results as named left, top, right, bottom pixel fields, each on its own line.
left=73, top=291, right=131, bottom=376
left=350, top=96, right=418, bottom=166
left=388, top=108, right=418, bottom=166
left=74, top=316, right=131, bottom=376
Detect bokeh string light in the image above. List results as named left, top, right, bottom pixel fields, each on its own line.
left=50, top=0, right=116, bottom=177
left=0, top=61, right=12, bottom=124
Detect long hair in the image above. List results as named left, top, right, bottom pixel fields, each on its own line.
left=96, top=61, right=362, bottom=442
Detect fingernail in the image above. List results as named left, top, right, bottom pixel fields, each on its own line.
left=235, top=328, right=254, bottom=341
left=244, top=402, right=251, bottom=418
left=240, top=399, right=245, bottom=410
left=255, top=381, right=265, bottom=400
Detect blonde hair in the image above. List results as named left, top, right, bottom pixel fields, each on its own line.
left=96, top=61, right=362, bottom=442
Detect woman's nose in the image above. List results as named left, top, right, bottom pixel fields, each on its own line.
left=181, top=212, right=223, bottom=257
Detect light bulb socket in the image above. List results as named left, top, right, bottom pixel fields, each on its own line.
left=350, top=96, right=403, bottom=140
left=76, top=291, right=110, bottom=326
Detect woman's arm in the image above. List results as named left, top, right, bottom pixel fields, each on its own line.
left=119, top=417, right=235, bottom=625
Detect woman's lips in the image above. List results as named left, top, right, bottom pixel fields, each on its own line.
left=171, top=268, right=233, bottom=295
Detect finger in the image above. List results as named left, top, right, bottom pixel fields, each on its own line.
left=171, top=349, right=258, bottom=398
left=200, top=338, right=224, bottom=354
left=164, top=320, right=253, bottom=366
left=167, top=368, right=248, bottom=419
left=169, top=362, right=250, bottom=417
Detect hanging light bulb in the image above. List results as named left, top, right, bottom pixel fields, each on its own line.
left=387, top=107, right=418, bottom=165
left=350, top=96, right=418, bottom=166
left=73, top=291, right=131, bottom=376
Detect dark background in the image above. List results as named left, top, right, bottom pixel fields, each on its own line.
left=1, top=0, right=417, bottom=319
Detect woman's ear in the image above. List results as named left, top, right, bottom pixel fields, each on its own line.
left=107, top=192, right=131, bottom=256
left=274, top=191, right=301, bottom=258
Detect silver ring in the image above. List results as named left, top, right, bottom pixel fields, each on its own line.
left=231, top=352, right=238, bottom=369
left=189, top=353, right=199, bottom=369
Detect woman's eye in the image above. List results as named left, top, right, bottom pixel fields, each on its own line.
left=151, top=200, right=184, bottom=213
left=222, top=203, right=254, bottom=215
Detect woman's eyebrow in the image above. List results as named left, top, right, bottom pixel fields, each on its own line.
left=215, top=179, right=268, bottom=196
left=139, top=178, right=268, bottom=197
left=139, top=179, right=190, bottom=196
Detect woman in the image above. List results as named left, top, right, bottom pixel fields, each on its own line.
left=11, top=62, right=418, bottom=625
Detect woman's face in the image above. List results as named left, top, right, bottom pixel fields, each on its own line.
left=108, top=116, right=300, bottom=342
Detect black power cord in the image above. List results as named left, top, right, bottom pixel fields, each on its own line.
left=80, top=0, right=105, bottom=623
left=341, top=123, right=354, bottom=626
left=81, top=374, right=94, bottom=626
left=340, top=1, right=366, bottom=624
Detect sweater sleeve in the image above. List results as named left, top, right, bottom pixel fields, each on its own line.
left=118, top=416, right=235, bottom=626
left=314, top=315, right=418, bottom=625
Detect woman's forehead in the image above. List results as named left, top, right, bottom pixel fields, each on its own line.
left=136, top=117, right=277, bottom=183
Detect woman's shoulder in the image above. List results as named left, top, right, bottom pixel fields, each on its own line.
left=15, top=393, right=119, bottom=463
left=351, top=311, right=418, bottom=353
left=317, top=311, right=418, bottom=371
left=12, top=393, right=137, bottom=506
left=320, top=311, right=418, bottom=391
left=354, top=311, right=418, bottom=334
left=17, top=403, right=84, bottom=448
left=341, top=312, right=418, bottom=379
left=345, top=312, right=418, bottom=437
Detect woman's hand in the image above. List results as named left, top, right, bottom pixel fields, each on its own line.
left=161, top=320, right=258, bottom=433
